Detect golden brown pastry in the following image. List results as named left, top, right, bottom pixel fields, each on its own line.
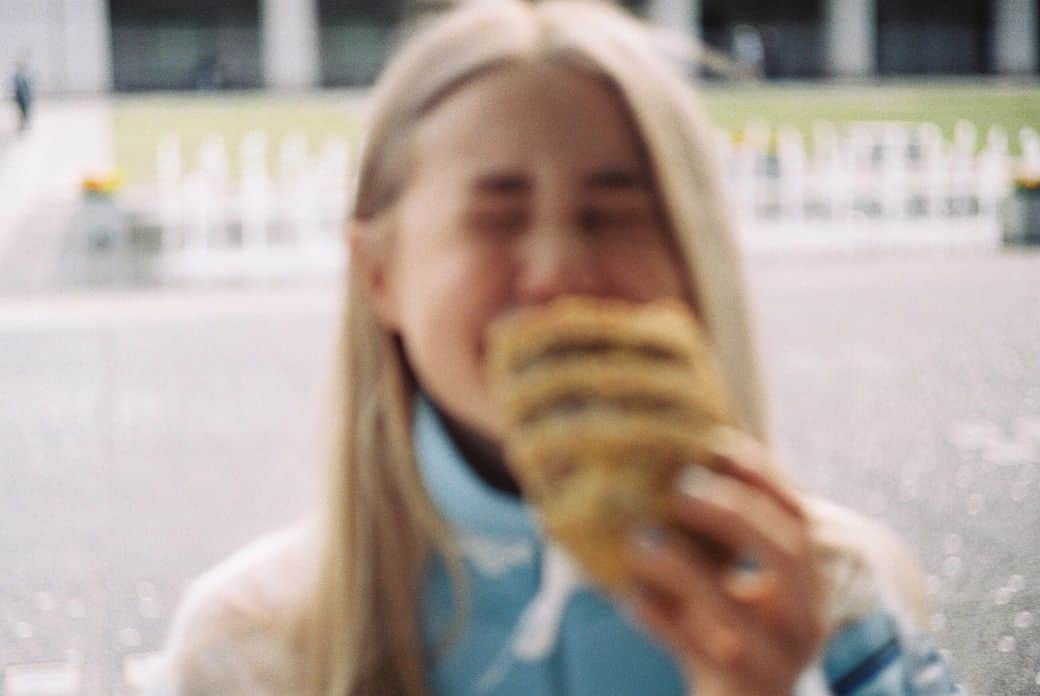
left=487, top=296, right=734, bottom=593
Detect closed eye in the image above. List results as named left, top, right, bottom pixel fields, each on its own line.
left=578, top=207, right=653, bottom=233
left=470, top=208, right=529, bottom=234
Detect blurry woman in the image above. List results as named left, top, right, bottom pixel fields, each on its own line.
left=153, top=3, right=959, bottom=695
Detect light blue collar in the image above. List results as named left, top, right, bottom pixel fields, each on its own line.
left=413, top=395, right=537, bottom=540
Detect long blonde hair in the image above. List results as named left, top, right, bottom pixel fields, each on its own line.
left=303, top=2, right=901, bottom=695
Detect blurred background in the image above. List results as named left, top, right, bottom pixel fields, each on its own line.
left=0, top=0, right=1038, bottom=694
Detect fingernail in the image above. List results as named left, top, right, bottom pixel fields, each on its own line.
left=629, top=526, right=667, bottom=553
left=676, top=465, right=717, bottom=499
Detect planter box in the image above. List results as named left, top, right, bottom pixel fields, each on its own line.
left=1002, top=188, right=1040, bottom=246
left=74, top=192, right=127, bottom=251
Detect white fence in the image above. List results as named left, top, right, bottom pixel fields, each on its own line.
left=148, top=129, right=351, bottom=279
left=719, top=119, right=1039, bottom=253
left=140, top=120, right=1039, bottom=279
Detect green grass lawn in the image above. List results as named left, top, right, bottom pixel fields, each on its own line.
left=112, top=92, right=366, bottom=187
left=113, top=83, right=1040, bottom=186
left=700, top=82, right=1040, bottom=148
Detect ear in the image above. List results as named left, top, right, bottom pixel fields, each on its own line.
left=348, top=220, right=400, bottom=331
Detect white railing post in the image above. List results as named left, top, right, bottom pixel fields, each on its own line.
left=156, top=134, right=182, bottom=252
left=240, top=130, right=272, bottom=251
left=151, top=117, right=1022, bottom=272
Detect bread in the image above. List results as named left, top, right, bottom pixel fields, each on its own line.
left=487, top=296, right=734, bottom=592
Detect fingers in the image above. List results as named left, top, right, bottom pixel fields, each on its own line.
left=625, top=583, right=745, bottom=668
left=618, top=434, right=828, bottom=691
left=673, top=465, right=808, bottom=577
left=623, top=528, right=745, bottom=664
left=669, top=444, right=825, bottom=646
left=623, top=528, right=796, bottom=682
left=707, top=428, right=806, bottom=520
left=624, top=528, right=739, bottom=648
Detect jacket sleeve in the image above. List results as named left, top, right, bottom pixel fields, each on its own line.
left=816, top=609, right=961, bottom=695
left=143, top=575, right=267, bottom=696
left=142, top=524, right=316, bottom=696
left=801, top=499, right=962, bottom=695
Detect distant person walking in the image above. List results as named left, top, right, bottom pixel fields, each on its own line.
left=12, top=60, right=33, bottom=134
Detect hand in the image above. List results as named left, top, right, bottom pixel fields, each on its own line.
left=621, top=433, right=826, bottom=696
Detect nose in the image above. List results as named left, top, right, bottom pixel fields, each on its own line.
left=514, top=226, right=604, bottom=305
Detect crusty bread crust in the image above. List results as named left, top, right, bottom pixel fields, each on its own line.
left=487, top=297, right=711, bottom=378
left=487, top=296, right=733, bottom=592
left=499, top=355, right=730, bottom=427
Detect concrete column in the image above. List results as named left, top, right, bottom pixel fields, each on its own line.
left=261, top=0, right=320, bottom=89
left=0, top=0, right=110, bottom=95
left=992, top=0, right=1039, bottom=74
left=59, top=0, right=112, bottom=93
left=0, top=2, right=45, bottom=91
left=647, top=0, right=701, bottom=42
left=824, top=0, right=877, bottom=77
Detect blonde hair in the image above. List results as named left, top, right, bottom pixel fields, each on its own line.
left=301, top=2, right=916, bottom=694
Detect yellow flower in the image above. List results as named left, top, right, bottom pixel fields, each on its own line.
left=82, top=168, right=124, bottom=195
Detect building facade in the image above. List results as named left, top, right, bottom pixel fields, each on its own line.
left=0, top=0, right=1037, bottom=94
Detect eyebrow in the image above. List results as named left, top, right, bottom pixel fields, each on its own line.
left=472, top=172, right=532, bottom=195
left=471, top=168, right=649, bottom=196
left=582, top=168, right=649, bottom=191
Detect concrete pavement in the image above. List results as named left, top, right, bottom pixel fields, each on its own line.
left=0, top=99, right=113, bottom=270
left=1, top=249, right=1039, bottom=694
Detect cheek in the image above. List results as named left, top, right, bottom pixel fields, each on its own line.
left=405, top=252, right=508, bottom=358
left=395, top=239, right=514, bottom=428
left=600, top=238, right=687, bottom=302
left=394, top=198, right=500, bottom=358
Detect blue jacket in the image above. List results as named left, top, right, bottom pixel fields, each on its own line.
left=414, top=397, right=961, bottom=695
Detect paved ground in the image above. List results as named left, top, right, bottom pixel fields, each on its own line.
left=0, top=99, right=113, bottom=268
left=1, top=245, right=1039, bottom=694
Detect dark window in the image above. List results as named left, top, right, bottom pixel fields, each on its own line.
left=109, top=0, right=261, bottom=91
left=618, top=0, right=649, bottom=13
left=877, top=0, right=991, bottom=75
left=701, top=0, right=823, bottom=78
left=319, top=0, right=406, bottom=87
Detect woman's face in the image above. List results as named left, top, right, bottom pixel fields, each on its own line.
left=360, top=62, right=687, bottom=440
